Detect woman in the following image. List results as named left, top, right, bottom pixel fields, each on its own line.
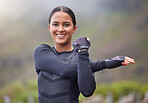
left=34, top=6, right=135, bottom=103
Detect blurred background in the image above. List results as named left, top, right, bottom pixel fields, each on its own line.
left=0, top=0, right=148, bottom=103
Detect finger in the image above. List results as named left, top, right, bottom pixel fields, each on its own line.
left=125, top=60, right=129, bottom=64
left=122, top=62, right=128, bottom=66
left=125, top=57, right=134, bottom=61
left=125, top=57, right=135, bottom=63
left=122, top=60, right=129, bottom=66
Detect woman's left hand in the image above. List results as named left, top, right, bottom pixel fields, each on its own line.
left=122, top=57, right=135, bottom=66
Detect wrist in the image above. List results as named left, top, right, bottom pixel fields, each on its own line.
left=78, top=49, right=87, bottom=52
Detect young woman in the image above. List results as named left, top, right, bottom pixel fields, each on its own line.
left=34, top=6, right=135, bottom=103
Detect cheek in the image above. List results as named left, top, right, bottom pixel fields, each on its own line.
left=66, top=28, right=75, bottom=34
left=50, top=27, right=56, bottom=33
left=49, top=29, right=56, bottom=39
left=50, top=28, right=57, bottom=37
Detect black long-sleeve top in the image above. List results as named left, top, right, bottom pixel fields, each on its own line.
left=34, top=44, right=122, bottom=103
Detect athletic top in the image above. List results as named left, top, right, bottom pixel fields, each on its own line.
left=34, top=44, right=123, bottom=103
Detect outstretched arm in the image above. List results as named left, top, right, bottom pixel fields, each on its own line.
left=90, top=56, right=135, bottom=72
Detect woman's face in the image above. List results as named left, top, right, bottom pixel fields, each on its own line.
left=48, top=11, right=77, bottom=46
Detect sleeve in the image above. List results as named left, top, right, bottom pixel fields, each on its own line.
left=89, top=60, right=106, bottom=73
left=34, top=44, right=77, bottom=79
left=76, top=50, right=96, bottom=97
left=89, top=56, right=124, bottom=72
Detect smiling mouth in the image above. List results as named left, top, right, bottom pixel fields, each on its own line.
left=56, top=34, right=66, bottom=38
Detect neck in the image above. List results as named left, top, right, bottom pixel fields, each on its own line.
left=55, top=43, right=73, bottom=52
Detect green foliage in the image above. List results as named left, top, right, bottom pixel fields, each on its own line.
left=86, top=81, right=147, bottom=102
left=0, top=74, right=146, bottom=102
left=141, top=83, right=148, bottom=95
left=0, top=80, right=38, bottom=103
left=0, top=80, right=148, bottom=103
left=108, top=81, right=140, bottom=100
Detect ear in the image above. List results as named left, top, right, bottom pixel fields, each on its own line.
left=73, top=25, right=77, bottom=33
left=48, top=25, right=51, bottom=31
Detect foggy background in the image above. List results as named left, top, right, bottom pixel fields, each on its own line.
left=0, top=0, right=148, bottom=89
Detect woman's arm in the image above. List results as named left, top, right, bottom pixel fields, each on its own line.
left=90, top=56, right=135, bottom=73
left=76, top=50, right=96, bottom=97
left=89, top=60, right=106, bottom=72
left=73, top=37, right=96, bottom=97
left=34, top=44, right=77, bottom=78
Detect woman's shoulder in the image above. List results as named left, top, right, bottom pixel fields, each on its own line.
left=34, top=44, right=52, bottom=52
left=37, top=44, right=51, bottom=48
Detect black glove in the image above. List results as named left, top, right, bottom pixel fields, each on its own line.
left=73, top=37, right=90, bottom=52
left=105, top=56, right=125, bottom=69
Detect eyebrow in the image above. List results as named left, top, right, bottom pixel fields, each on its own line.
left=52, top=21, right=71, bottom=24
left=63, top=21, right=71, bottom=24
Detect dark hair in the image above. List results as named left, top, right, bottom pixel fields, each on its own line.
left=48, top=6, right=76, bottom=26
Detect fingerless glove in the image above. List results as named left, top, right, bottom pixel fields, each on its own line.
left=73, top=37, right=90, bottom=52
left=105, top=56, right=125, bottom=69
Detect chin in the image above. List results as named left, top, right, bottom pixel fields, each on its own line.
left=56, top=41, right=70, bottom=46
left=56, top=41, right=66, bottom=45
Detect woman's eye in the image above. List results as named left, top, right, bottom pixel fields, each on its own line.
left=53, top=24, right=58, bottom=26
left=64, top=24, right=70, bottom=27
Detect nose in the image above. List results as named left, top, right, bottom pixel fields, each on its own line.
left=58, top=25, right=64, bottom=32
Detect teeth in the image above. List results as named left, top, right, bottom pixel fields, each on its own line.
left=57, top=34, right=65, bottom=37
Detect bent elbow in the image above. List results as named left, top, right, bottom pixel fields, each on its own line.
left=82, top=91, right=94, bottom=97
left=80, top=85, right=96, bottom=97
